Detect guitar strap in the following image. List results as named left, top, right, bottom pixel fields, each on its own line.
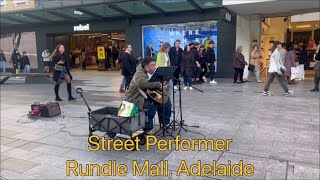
left=133, top=77, right=148, bottom=99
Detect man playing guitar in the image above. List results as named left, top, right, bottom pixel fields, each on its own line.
left=125, top=57, right=172, bottom=134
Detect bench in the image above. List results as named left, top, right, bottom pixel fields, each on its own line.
left=0, top=73, right=52, bottom=84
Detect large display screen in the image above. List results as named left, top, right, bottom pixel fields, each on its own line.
left=142, top=20, right=218, bottom=60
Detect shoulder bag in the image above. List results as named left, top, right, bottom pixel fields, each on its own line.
left=54, top=64, right=63, bottom=71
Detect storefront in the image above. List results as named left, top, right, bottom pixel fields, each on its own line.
left=1, top=3, right=237, bottom=77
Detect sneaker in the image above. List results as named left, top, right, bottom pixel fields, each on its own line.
left=285, top=90, right=294, bottom=97
left=147, top=129, right=155, bottom=135
left=262, top=91, right=270, bottom=96
left=210, top=80, right=217, bottom=84
left=183, top=86, right=188, bottom=90
left=257, top=80, right=264, bottom=83
left=119, top=88, right=126, bottom=93
left=189, top=87, right=193, bottom=90
left=202, top=77, right=207, bottom=82
left=174, top=86, right=178, bottom=90
left=196, top=80, right=203, bottom=84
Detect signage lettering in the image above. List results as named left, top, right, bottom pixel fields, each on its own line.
left=74, top=24, right=90, bottom=31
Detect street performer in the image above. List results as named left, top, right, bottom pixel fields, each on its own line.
left=125, top=57, right=172, bottom=134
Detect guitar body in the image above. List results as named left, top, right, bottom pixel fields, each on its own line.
left=146, top=88, right=169, bottom=107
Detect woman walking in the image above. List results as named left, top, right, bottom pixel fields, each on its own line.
left=52, top=44, right=76, bottom=101
left=247, top=45, right=263, bottom=83
left=180, top=45, right=194, bottom=90
left=284, top=43, right=297, bottom=84
left=233, top=46, right=247, bottom=83
left=262, top=41, right=294, bottom=96
left=198, top=45, right=207, bottom=82
left=311, top=42, right=320, bottom=92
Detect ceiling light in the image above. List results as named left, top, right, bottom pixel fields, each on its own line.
left=296, top=25, right=312, bottom=28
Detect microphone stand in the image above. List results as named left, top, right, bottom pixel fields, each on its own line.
left=169, top=78, right=201, bottom=135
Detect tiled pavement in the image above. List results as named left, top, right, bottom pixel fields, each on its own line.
left=0, top=70, right=319, bottom=180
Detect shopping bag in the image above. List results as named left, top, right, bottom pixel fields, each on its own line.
left=117, top=101, right=138, bottom=117
left=299, top=64, right=305, bottom=80
left=291, top=66, right=301, bottom=80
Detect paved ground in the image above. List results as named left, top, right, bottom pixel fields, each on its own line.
left=0, top=70, right=319, bottom=180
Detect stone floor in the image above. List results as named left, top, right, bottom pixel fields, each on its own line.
left=0, top=70, right=319, bottom=180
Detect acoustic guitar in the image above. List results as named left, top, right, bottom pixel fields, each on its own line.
left=145, top=87, right=169, bottom=107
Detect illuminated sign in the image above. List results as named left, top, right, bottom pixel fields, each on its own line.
left=74, top=24, right=90, bottom=31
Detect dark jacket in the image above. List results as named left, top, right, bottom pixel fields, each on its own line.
left=169, top=46, right=183, bottom=67
left=299, top=50, right=308, bottom=64
left=145, top=47, right=154, bottom=57
left=233, top=52, right=247, bottom=69
left=11, top=51, right=19, bottom=65
left=52, top=53, right=71, bottom=81
left=206, top=47, right=216, bottom=64
left=122, top=52, right=137, bottom=76
left=191, top=47, right=199, bottom=62
left=198, top=50, right=206, bottom=64
left=180, top=53, right=194, bottom=76
left=125, top=64, right=161, bottom=109
left=19, top=56, right=30, bottom=69
left=0, top=53, right=6, bottom=62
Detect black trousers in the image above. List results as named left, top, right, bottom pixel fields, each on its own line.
left=172, top=68, right=180, bottom=86
left=234, top=68, right=244, bottom=82
left=200, top=63, right=207, bottom=79
left=209, top=63, right=216, bottom=81
left=125, top=75, right=133, bottom=89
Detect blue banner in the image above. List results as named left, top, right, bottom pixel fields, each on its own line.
left=142, top=21, right=218, bottom=60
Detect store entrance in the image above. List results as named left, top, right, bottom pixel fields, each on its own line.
left=260, top=17, right=319, bottom=79
left=46, top=32, right=125, bottom=71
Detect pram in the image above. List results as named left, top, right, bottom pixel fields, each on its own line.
left=76, top=88, right=147, bottom=149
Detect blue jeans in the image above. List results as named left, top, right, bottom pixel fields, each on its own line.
left=23, top=65, right=30, bottom=73
left=183, top=75, right=192, bottom=86
left=0, top=61, right=6, bottom=73
left=143, top=100, right=157, bottom=132
left=247, top=70, right=260, bottom=81
left=120, top=75, right=126, bottom=89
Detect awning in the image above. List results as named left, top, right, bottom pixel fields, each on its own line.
left=0, top=0, right=223, bottom=27
left=225, top=0, right=319, bottom=17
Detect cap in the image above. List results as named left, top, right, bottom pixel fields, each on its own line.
left=273, top=41, right=282, bottom=46
left=194, top=42, right=200, bottom=45
left=189, top=42, right=194, bottom=46
left=200, top=45, right=205, bottom=48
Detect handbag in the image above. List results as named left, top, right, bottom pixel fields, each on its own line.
left=248, top=64, right=255, bottom=72
left=54, top=64, right=63, bottom=71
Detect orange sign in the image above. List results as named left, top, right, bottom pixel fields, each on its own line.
left=97, top=47, right=105, bottom=60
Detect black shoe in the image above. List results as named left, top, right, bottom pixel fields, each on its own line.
left=239, top=81, right=245, bottom=83
left=55, top=97, right=63, bottom=101
left=310, top=88, right=319, bottom=92
left=196, top=80, right=203, bottom=84
left=233, top=81, right=237, bottom=83
left=68, top=96, right=76, bottom=101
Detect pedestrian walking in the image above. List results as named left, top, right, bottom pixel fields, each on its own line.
left=247, top=45, right=263, bottom=83
left=284, top=43, right=297, bottom=84
left=233, top=46, right=247, bottom=83
left=42, top=49, right=52, bottom=73
left=51, top=44, right=76, bottom=101
left=0, top=49, right=7, bottom=73
left=262, top=41, right=294, bottom=96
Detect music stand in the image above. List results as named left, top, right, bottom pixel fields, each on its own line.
left=150, top=66, right=177, bottom=137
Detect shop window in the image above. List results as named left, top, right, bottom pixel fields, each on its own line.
left=0, top=0, right=7, bottom=7
left=13, top=0, right=29, bottom=6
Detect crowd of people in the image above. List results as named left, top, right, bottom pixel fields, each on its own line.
left=0, top=49, right=31, bottom=74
